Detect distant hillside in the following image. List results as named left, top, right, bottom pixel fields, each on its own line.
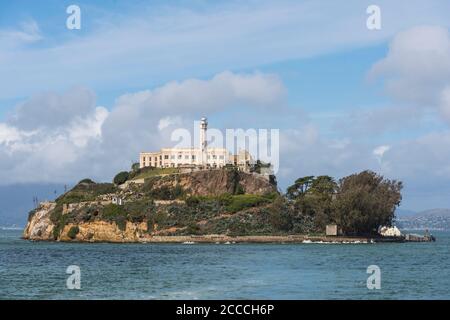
left=395, top=208, right=417, bottom=217
left=413, top=208, right=450, bottom=217
left=397, top=208, right=450, bottom=230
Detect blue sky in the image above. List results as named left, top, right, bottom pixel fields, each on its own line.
left=1, top=0, right=450, bottom=212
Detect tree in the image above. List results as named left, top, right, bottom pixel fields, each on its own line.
left=332, top=170, right=402, bottom=235
left=286, top=175, right=337, bottom=232
left=286, top=176, right=314, bottom=200
left=131, top=162, right=140, bottom=172
left=113, top=171, right=129, bottom=185
left=78, top=178, right=95, bottom=184
left=309, top=176, right=337, bottom=196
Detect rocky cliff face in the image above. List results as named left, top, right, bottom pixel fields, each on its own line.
left=149, top=170, right=276, bottom=196
left=23, top=202, right=56, bottom=241
left=23, top=169, right=280, bottom=242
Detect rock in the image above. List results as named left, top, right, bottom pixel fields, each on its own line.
left=378, top=225, right=402, bottom=237
left=22, top=202, right=56, bottom=240
left=146, top=169, right=276, bottom=196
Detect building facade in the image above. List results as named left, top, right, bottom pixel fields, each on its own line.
left=139, top=117, right=254, bottom=170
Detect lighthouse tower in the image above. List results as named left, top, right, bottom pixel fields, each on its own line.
left=200, top=117, right=208, bottom=166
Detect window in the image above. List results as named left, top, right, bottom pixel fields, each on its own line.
left=185, top=155, right=189, bottom=159
left=219, top=155, right=224, bottom=160
left=178, top=155, right=182, bottom=159
left=192, top=155, right=196, bottom=159
left=164, top=155, right=169, bottom=160
left=171, top=155, right=175, bottom=160
left=207, top=155, right=211, bottom=159
left=213, top=155, right=217, bottom=159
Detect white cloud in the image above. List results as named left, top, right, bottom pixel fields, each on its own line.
left=373, top=145, right=391, bottom=163
left=0, top=87, right=109, bottom=184
left=114, top=71, right=285, bottom=115
left=0, top=20, right=42, bottom=49
left=0, top=71, right=284, bottom=184
left=0, top=123, right=25, bottom=146
left=369, top=25, right=450, bottom=123
left=158, top=116, right=182, bottom=131
left=1, top=0, right=450, bottom=100
left=68, top=107, right=109, bottom=147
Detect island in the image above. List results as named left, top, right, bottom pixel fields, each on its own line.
left=23, top=164, right=421, bottom=243
left=23, top=117, right=432, bottom=243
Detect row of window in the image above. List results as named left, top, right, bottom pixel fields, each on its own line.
left=142, top=154, right=225, bottom=162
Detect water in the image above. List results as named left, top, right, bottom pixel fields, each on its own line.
left=0, top=229, right=449, bottom=299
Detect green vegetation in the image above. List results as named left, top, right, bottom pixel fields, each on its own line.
left=286, top=175, right=337, bottom=232
left=49, top=204, right=68, bottom=239
left=55, top=181, right=117, bottom=204
left=228, top=168, right=245, bottom=195
left=146, top=184, right=184, bottom=200
left=39, top=167, right=402, bottom=240
left=78, top=178, right=95, bottom=184
left=102, top=204, right=128, bottom=231
left=225, top=193, right=275, bottom=213
left=285, top=171, right=402, bottom=235
left=131, top=162, right=140, bottom=172
left=130, top=167, right=179, bottom=180
left=68, top=226, right=79, bottom=239
left=332, top=171, right=402, bottom=235
left=113, top=171, right=129, bottom=185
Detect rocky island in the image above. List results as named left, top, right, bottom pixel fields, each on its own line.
left=23, top=164, right=415, bottom=243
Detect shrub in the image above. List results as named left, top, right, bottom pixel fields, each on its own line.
left=78, top=178, right=95, bottom=184
left=185, top=196, right=200, bottom=207
left=226, top=194, right=271, bottom=213
left=147, top=211, right=168, bottom=233
left=115, top=215, right=127, bottom=231
left=102, top=203, right=126, bottom=219
left=148, top=185, right=185, bottom=200
left=68, top=226, right=80, bottom=239
left=102, top=204, right=127, bottom=231
left=185, top=222, right=201, bottom=235
left=113, top=171, right=129, bottom=185
left=235, top=184, right=245, bottom=195
left=55, top=182, right=117, bottom=205
left=49, top=205, right=69, bottom=239
left=131, top=162, right=140, bottom=172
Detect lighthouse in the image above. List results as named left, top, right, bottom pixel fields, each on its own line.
left=200, top=117, right=208, bottom=166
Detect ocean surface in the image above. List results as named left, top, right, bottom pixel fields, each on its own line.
left=0, top=229, right=449, bottom=299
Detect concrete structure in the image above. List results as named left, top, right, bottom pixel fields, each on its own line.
left=139, top=117, right=254, bottom=170
left=326, top=224, right=339, bottom=236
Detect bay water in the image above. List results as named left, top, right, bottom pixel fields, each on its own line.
left=1, top=229, right=448, bottom=299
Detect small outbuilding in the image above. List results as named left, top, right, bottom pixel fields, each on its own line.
left=326, top=224, right=339, bottom=236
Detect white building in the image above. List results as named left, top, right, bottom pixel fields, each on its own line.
left=139, top=117, right=254, bottom=170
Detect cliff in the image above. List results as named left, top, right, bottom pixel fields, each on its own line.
left=23, top=168, right=282, bottom=242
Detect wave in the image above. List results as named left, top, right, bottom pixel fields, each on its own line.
left=0, top=226, right=23, bottom=230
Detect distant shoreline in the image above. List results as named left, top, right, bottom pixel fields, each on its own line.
left=23, top=234, right=408, bottom=244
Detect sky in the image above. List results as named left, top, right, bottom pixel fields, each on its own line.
left=1, top=0, right=450, bottom=214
